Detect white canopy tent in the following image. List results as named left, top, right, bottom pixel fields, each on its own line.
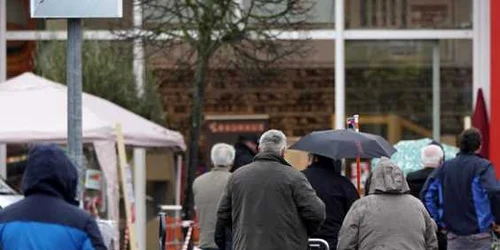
left=0, top=76, right=113, bottom=143
left=0, top=73, right=186, bottom=148
left=0, top=73, right=186, bottom=249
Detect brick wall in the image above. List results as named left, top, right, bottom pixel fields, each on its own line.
left=158, top=66, right=472, bottom=146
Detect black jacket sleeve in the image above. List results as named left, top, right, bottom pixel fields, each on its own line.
left=292, top=173, right=326, bottom=235
left=215, top=220, right=232, bottom=250
left=214, top=220, right=226, bottom=250
left=216, top=178, right=233, bottom=249
left=345, top=183, right=360, bottom=211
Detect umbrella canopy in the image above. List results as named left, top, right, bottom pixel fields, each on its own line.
left=0, top=73, right=186, bottom=149
left=289, top=129, right=396, bottom=159
left=371, top=138, right=459, bottom=175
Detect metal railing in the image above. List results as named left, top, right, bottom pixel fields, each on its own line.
left=308, top=238, right=330, bottom=250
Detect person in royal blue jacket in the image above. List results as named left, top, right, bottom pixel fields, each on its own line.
left=422, top=128, right=500, bottom=250
left=0, top=144, right=106, bottom=250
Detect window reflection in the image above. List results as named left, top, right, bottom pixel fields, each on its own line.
left=347, top=0, right=472, bottom=29
left=345, top=40, right=472, bottom=142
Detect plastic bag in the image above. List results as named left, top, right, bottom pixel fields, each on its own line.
left=97, top=219, right=118, bottom=250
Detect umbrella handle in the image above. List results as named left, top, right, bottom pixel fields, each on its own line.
left=356, top=157, right=361, bottom=195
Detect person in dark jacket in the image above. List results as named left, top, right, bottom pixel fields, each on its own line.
left=407, top=144, right=444, bottom=198
left=407, top=144, right=446, bottom=250
left=302, top=155, right=359, bottom=249
left=0, top=144, right=106, bottom=250
left=230, top=134, right=258, bottom=172
left=217, top=130, right=325, bottom=250
left=422, top=128, right=500, bottom=250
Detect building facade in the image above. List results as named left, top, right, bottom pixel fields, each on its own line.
left=4, top=0, right=497, bottom=168
left=4, top=1, right=500, bottom=249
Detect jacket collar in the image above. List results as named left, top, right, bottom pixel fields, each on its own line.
left=254, top=152, right=292, bottom=167
left=308, top=161, right=334, bottom=169
left=457, top=152, right=482, bottom=157
left=212, top=166, right=231, bottom=172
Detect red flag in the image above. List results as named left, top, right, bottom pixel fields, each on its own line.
left=472, top=88, right=490, bottom=158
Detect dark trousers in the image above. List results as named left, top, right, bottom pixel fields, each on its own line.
left=447, top=232, right=491, bottom=250
left=437, top=231, right=447, bottom=250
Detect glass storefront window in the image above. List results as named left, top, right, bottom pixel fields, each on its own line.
left=241, top=0, right=335, bottom=26
left=345, top=39, right=472, bottom=143
left=143, top=0, right=334, bottom=28
left=346, top=0, right=472, bottom=29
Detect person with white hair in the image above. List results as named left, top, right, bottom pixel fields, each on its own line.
left=216, top=129, right=326, bottom=250
left=193, top=143, right=235, bottom=250
left=407, top=144, right=445, bottom=198
left=407, top=144, right=447, bottom=250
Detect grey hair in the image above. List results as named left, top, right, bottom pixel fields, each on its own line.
left=211, top=143, right=236, bottom=167
left=259, top=129, right=287, bottom=154
left=421, top=144, right=444, bottom=168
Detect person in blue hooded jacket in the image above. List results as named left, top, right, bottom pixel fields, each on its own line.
left=0, top=144, right=106, bottom=250
left=422, top=128, right=500, bottom=250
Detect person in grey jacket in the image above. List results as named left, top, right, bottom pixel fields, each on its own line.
left=193, top=143, right=235, bottom=250
left=216, top=129, right=326, bottom=250
left=337, top=158, right=438, bottom=250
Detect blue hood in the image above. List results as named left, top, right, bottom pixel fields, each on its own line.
left=22, top=144, right=79, bottom=205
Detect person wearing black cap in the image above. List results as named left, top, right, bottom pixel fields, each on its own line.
left=303, top=154, right=359, bottom=248
left=230, top=134, right=259, bottom=172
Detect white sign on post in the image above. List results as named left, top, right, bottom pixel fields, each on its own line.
left=85, top=169, right=103, bottom=190
left=30, top=0, right=122, bottom=18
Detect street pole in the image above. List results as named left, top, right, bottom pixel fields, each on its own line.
left=67, top=18, right=84, bottom=200
left=0, top=0, right=7, bottom=180
left=133, top=1, right=147, bottom=248
left=334, top=0, right=345, bottom=129
left=0, top=0, right=5, bottom=82
left=432, top=40, right=441, bottom=142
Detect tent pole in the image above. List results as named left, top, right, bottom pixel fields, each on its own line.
left=133, top=148, right=146, bottom=250
left=175, top=154, right=182, bottom=220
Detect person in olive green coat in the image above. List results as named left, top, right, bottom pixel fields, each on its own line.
left=216, top=129, right=325, bottom=250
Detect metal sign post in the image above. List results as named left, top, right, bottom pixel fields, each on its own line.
left=0, top=0, right=8, bottom=180
left=30, top=0, right=122, bottom=201
left=67, top=18, right=84, bottom=199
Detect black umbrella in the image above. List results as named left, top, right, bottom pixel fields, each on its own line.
left=289, top=129, right=396, bottom=159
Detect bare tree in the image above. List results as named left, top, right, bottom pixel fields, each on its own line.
left=34, top=40, right=165, bottom=125
left=126, top=0, right=313, bottom=221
